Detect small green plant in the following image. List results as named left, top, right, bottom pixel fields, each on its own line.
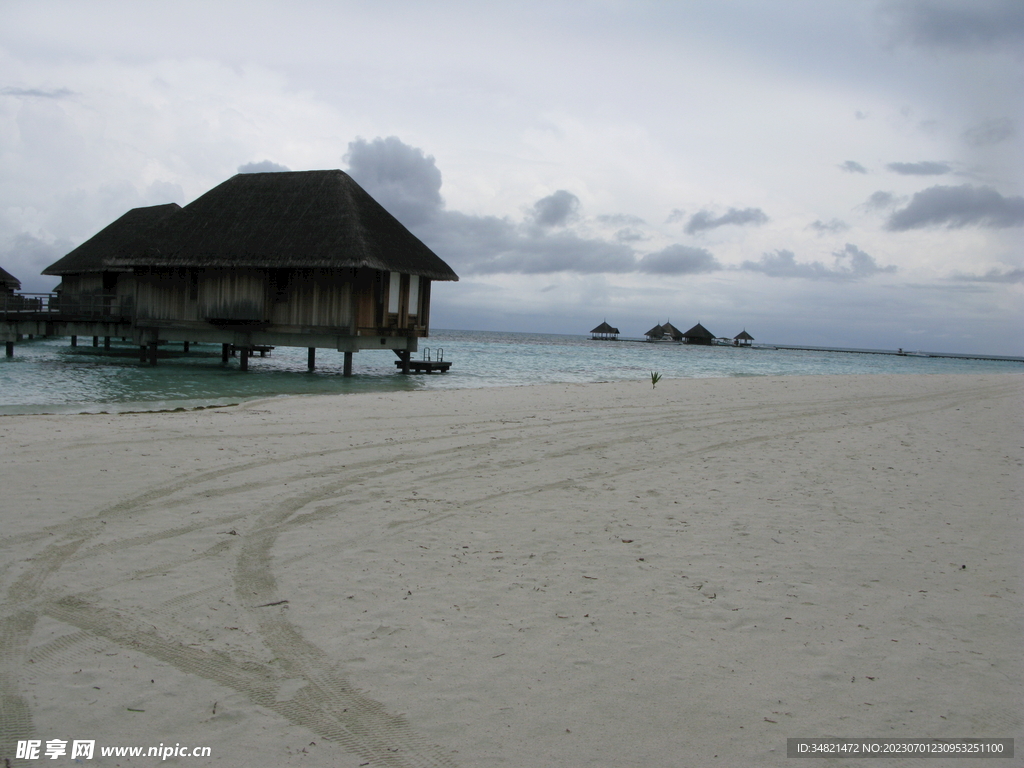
left=650, top=371, right=662, bottom=389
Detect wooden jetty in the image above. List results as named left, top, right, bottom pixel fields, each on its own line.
left=1, top=170, right=459, bottom=374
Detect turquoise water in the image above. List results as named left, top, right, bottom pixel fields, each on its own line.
left=1, top=329, right=1020, bottom=414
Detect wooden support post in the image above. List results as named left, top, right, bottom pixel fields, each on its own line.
left=343, top=351, right=353, bottom=377
left=397, top=349, right=411, bottom=374
left=92, top=336, right=99, bottom=347
left=148, top=341, right=159, bottom=366
left=104, top=336, right=111, bottom=349
left=71, top=335, right=77, bottom=347
left=307, top=347, right=315, bottom=371
left=5, top=341, right=13, bottom=358
left=140, top=345, right=147, bottom=362
left=221, top=343, right=230, bottom=363
left=183, top=341, right=190, bottom=353
left=239, top=347, right=249, bottom=371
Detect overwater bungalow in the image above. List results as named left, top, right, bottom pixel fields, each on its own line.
left=682, top=322, right=715, bottom=345
left=645, top=321, right=683, bottom=341
left=38, top=170, right=459, bottom=372
left=590, top=321, right=620, bottom=340
left=734, top=330, right=754, bottom=347
left=662, top=321, right=684, bottom=342
left=0, top=267, right=20, bottom=294
left=645, top=323, right=666, bottom=341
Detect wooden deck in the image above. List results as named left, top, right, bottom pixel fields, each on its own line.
left=394, top=359, right=452, bottom=374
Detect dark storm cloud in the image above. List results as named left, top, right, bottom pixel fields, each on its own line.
left=885, top=185, right=1024, bottom=230
left=238, top=160, right=291, bottom=173
left=1, top=86, right=75, bottom=99
left=0, top=232, right=73, bottom=291
left=532, top=190, right=579, bottom=227
left=886, top=161, right=950, bottom=175
left=344, top=136, right=444, bottom=227
left=962, top=117, right=1015, bottom=147
left=741, top=244, right=895, bottom=281
left=808, top=219, right=850, bottom=234
left=882, top=0, right=1024, bottom=51
left=950, top=268, right=1024, bottom=284
left=343, top=136, right=640, bottom=276
left=637, top=245, right=721, bottom=275
left=840, top=160, right=868, bottom=174
left=684, top=207, right=768, bottom=235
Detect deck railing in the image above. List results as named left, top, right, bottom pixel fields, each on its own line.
left=0, top=293, right=133, bottom=320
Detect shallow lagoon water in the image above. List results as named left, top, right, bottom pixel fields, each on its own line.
left=1, top=329, right=1019, bottom=414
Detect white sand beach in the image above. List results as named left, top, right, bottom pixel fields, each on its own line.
left=1, top=373, right=1021, bottom=767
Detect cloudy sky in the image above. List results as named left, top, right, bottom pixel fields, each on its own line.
left=1, top=0, right=1021, bottom=354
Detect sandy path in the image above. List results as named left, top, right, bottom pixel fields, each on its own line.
left=1, top=373, right=1021, bottom=767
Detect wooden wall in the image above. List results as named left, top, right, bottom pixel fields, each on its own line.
left=128, top=267, right=431, bottom=336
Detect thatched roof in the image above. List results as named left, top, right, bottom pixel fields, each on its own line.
left=735, top=330, right=754, bottom=341
left=645, top=323, right=665, bottom=338
left=591, top=321, right=620, bottom=334
left=104, top=170, right=457, bottom=281
left=0, top=266, right=21, bottom=291
left=682, top=322, right=714, bottom=340
left=43, top=204, right=182, bottom=275
left=661, top=321, right=683, bottom=340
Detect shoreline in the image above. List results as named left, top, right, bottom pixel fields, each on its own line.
left=1, top=373, right=1021, bottom=766
left=2, top=366, right=1021, bottom=418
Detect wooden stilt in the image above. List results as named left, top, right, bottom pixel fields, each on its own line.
left=92, top=336, right=99, bottom=347
left=221, top=343, right=230, bottom=362
left=5, top=341, right=13, bottom=358
left=148, top=341, right=159, bottom=366
left=140, top=345, right=147, bottom=362
left=71, top=335, right=77, bottom=347
left=104, top=336, right=111, bottom=349
left=343, top=351, right=353, bottom=377
left=183, top=341, right=190, bottom=353
left=307, top=347, right=315, bottom=371
left=397, top=349, right=411, bottom=374
left=239, top=347, right=249, bottom=371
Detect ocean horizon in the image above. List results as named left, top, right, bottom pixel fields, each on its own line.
left=1, top=328, right=1021, bottom=415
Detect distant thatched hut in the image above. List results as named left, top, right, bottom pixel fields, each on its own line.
left=682, top=322, right=715, bottom=345
left=734, top=330, right=754, bottom=347
left=661, top=321, right=684, bottom=341
left=645, top=323, right=666, bottom=341
left=43, top=170, right=459, bottom=372
left=645, top=321, right=683, bottom=341
left=590, top=321, right=620, bottom=340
